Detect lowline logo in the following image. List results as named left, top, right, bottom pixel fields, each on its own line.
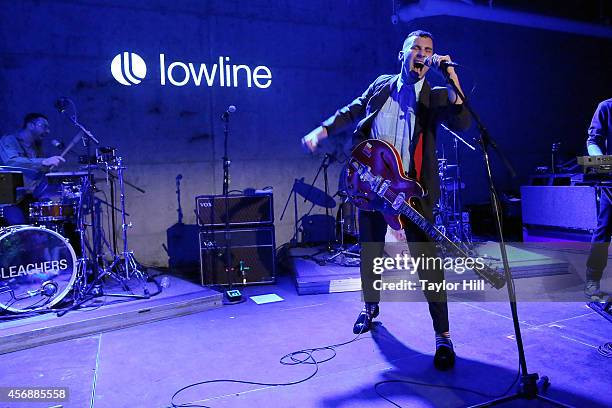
left=111, top=52, right=147, bottom=86
left=110, top=52, right=272, bottom=89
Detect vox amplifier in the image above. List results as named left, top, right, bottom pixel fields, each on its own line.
left=196, top=193, right=273, bottom=228
left=199, top=226, right=275, bottom=285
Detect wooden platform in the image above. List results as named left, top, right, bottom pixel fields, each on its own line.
left=291, top=247, right=362, bottom=295
left=0, top=274, right=222, bottom=355
left=289, top=242, right=571, bottom=295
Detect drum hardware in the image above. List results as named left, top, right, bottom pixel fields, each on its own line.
left=100, top=156, right=148, bottom=283
left=280, top=177, right=337, bottom=246
left=326, top=193, right=360, bottom=264
left=61, top=182, right=81, bottom=200
left=96, top=146, right=117, bottom=166
left=51, top=98, right=149, bottom=316
left=437, top=124, right=476, bottom=244
left=90, top=158, right=145, bottom=255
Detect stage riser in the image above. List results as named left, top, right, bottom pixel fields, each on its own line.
left=0, top=290, right=222, bottom=355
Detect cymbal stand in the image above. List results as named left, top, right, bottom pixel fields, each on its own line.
left=105, top=156, right=148, bottom=285
left=72, top=174, right=94, bottom=302
left=304, top=153, right=335, bottom=251
left=280, top=178, right=302, bottom=246
left=441, top=124, right=476, bottom=243
left=326, top=196, right=359, bottom=262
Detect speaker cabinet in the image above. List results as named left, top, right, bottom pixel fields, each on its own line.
left=521, top=186, right=598, bottom=230
left=195, top=193, right=273, bottom=228
left=199, top=227, right=275, bottom=286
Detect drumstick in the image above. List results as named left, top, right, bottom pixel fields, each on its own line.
left=59, top=130, right=84, bottom=159
left=50, top=131, right=83, bottom=169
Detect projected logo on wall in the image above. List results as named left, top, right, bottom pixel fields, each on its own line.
left=110, top=52, right=272, bottom=89
left=111, top=52, right=147, bottom=86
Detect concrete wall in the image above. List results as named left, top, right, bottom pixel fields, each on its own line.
left=1, top=1, right=611, bottom=266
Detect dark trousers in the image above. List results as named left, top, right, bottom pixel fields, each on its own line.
left=586, top=188, right=612, bottom=281
left=358, top=209, right=449, bottom=334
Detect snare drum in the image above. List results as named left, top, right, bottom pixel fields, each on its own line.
left=0, top=225, right=77, bottom=313
left=29, top=201, right=76, bottom=222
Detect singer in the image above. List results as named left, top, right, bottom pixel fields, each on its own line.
left=301, top=30, right=469, bottom=370
left=0, top=113, right=66, bottom=224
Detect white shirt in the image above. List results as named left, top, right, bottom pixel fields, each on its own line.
left=371, top=76, right=424, bottom=172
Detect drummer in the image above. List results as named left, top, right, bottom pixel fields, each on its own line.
left=0, top=113, right=65, bottom=224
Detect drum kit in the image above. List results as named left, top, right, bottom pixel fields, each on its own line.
left=282, top=133, right=474, bottom=263
left=435, top=158, right=473, bottom=243
left=280, top=155, right=360, bottom=264
left=434, top=124, right=476, bottom=244
left=0, top=145, right=148, bottom=315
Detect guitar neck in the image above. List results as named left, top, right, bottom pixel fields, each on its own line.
left=396, top=201, right=506, bottom=289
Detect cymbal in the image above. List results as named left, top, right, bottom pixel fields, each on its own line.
left=45, top=171, right=92, bottom=177
left=293, top=178, right=336, bottom=208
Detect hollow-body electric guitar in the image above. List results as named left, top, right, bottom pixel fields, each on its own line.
left=345, top=139, right=505, bottom=289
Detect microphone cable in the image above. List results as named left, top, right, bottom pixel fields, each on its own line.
left=168, top=318, right=521, bottom=408
left=168, top=321, right=371, bottom=408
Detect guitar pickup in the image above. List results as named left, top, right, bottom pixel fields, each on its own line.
left=369, top=175, right=383, bottom=191
left=377, top=179, right=390, bottom=196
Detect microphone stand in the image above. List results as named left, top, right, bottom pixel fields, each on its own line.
left=220, top=111, right=241, bottom=302
left=439, top=68, right=569, bottom=407
left=176, top=175, right=184, bottom=224
left=63, top=110, right=101, bottom=292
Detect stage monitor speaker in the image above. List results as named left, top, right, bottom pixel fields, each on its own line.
left=200, top=226, right=275, bottom=286
left=196, top=193, right=273, bottom=228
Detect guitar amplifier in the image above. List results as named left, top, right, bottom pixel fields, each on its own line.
left=199, top=226, right=276, bottom=286
left=196, top=193, right=274, bottom=228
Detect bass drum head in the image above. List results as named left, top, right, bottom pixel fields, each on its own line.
left=0, top=225, right=77, bottom=313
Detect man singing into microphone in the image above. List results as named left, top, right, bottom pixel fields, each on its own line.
left=0, top=113, right=65, bottom=224
left=301, top=30, right=470, bottom=370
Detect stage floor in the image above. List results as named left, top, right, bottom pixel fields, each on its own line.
left=0, top=272, right=610, bottom=407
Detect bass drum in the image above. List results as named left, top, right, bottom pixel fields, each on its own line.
left=0, top=225, right=77, bottom=313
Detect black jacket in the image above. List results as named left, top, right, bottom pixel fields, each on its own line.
left=321, top=74, right=471, bottom=215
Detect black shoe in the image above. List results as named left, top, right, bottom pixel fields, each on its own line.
left=352, top=304, right=379, bottom=334
left=434, top=345, right=456, bottom=370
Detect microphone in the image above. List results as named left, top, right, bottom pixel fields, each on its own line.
left=424, top=56, right=459, bottom=69
left=54, top=97, right=70, bottom=113
left=51, top=139, right=65, bottom=149
left=220, top=105, right=237, bottom=120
